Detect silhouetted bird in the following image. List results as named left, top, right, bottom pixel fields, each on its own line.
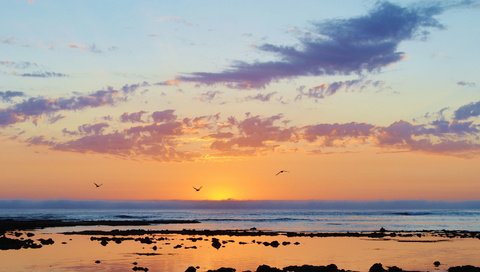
left=94, top=182, right=103, bottom=188
left=275, top=170, right=288, bottom=176
left=193, top=186, right=203, bottom=192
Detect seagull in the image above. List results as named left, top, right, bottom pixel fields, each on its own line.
left=275, top=170, right=289, bottom=176
left=94, top=182, right=103, bottom=188
left=193, top=186, right=203, bottom=192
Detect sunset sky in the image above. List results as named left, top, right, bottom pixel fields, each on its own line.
left=1, top=0, right=479, bottom=201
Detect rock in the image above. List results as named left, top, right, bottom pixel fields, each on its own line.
left=135, top=237, right=154, bottom=244
left=185, top=266, right=197, bottom=272
left=100, top=239, right=108, bottom=246
left=132, top=262, right=138, bottom=265
left=387, top=266, right=403, bottom=272
left=14, top=232, right=22, bottom=237
left=256, top=265, right=282, bottom=272
left=270, top=241, right=280, bottom=248
left=293, top=242, right=300, bottom=245
left=38, top=238, right=54, bottom=245
left=434, top=261, right=441, bottom=267
left=448, top=266, right=480, bottom=272
left=152, top=245, right=157, bottom=250
left=380, top=227, right=386, bottom=233
left=174, top=244, right=183, bottom=249
left=239, top=241, right=247, bottom=245
left=207, top=268, right=236, bottom=272
left=282, top=241, right=290, bottom=246
left=211, top=238, right=221, bottom=249
left=250, top=227, right=257, bottom=231
left=95, top=260, right=101, bottom=264
left=26, top=233, right=35, bottom=237
left=132, top=266, right=149, bottom=271
left=369, top=263, right=387, bottom=272
left=282, top=264, right=344, bottom=272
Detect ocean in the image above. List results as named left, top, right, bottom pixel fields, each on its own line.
left=1, top=206, right=480, bottom=232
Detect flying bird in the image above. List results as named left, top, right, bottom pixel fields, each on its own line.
left=193, top=186, right=203, bottom=192
left=94, top=182, right=103, bottom=188
left=275, top=170, right=289, bottom=176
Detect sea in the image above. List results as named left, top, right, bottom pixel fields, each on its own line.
left=1, top=200, right=480, bottom=232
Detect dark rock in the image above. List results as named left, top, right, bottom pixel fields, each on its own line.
left=250, top=227, right=257, bottom=231
left=448, top=265, right=480, bottom=272
left=369, top=263, right=387, bottom=272
left=185, top=266, right=197, bottom=272
left=211, top=238, right=221, bottom=249
left=387, top=266, right=403, bottom=272
left=174, top=244, right=183, bottom=249
left=100, top=239, right=108, bottom=246
left=0, top=236, right=43, bottom=250
left=26, top=232, right=35, bottom=237
left=132, top=262, right=138, bottom=265
left=282, top=241, right=290, bottom=246
left=239, top=241, right=247, bottom=245
left=132, top=266, right=149, bottom=271
left=282, top=264, right=344, bottom=272
left=270, top=241, right=279, bottom=248
left=38, top=238, right=54, bottom=245
left=135, top=237, right=154, bottom=244
left=152, top=245, right=157, bottom=250
left=95, top=260, right=101, bottom=264
left=256, top=265, right=282, bottom=272
left=293, top=242, right=300, bottom=245
left=262, top=242, right=270, bottom=246
left=380, top=227, right=386, bottom=233
left=61, top=242, right=67, bottom=244
left=434, top=261, right=441, bottom=267
left=207, top=268, right=235, bottom=272
left=14, top=232, right=22, bottom=237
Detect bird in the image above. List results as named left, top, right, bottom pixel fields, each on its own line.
left=275, top=170, right=289, bottom=176
left=193, top=186, right=203, bottom=192
left=94, top=182, right=103, bottom=188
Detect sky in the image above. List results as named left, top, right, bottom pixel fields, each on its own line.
left=1, top=0, right=479, bottom=201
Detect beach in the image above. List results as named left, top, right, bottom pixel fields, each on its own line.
left=1, top=210, right=480, bottom=272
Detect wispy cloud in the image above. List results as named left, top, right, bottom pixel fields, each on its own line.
left=179, top=1, right=453, bottom=88
left=198, top=90, right=222, bottom=103
left=19, top=71, right=68, bottom=78
left=244, top=92, right=277, bottom=102
left=295, top=79, right=385, bottom=101
left=120, top=111, right=147, bottom=123
left=0, top=60, right=39, bottom=70
left=0, top=82, right=148, bottom=126
left=457, top=81, right=477, bottom=87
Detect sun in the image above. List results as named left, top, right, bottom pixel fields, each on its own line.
left=207, top=187, right=237, bottom=201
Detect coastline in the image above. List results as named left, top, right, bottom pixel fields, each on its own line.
left=1, top=219, right=480, bottom=271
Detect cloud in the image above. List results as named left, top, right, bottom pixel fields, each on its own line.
left=120, top=111, right=147, bottom=123
left=0, top=82, right=147, bottom=126
left=244, top=92, right=277, bottom=102
left=295, top=79, right=385, bottom=101
left=0, top=91, right=25, bottom=102
left=68, top=43, right=106, bottom=54
left=198, top=90, right=222, bottom=103
left=152, top=109, right=177, bottom=123
left=302, top=122, right=375, bottom=146
left=20, top=71, right=68, bottom=78
left=179, top=1, right=449, bottom=88
left=156, top=16, right=194, bottom=27
left=0, top=37, right=15, bottom=45
left=0, top=61, right=39, bottom=70
left=453, top=101, right=480, bottom=120
left=457, top=81, right=476, bottom=87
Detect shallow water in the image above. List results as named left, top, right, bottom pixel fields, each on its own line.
left=1, top=229, right=480, bottom=272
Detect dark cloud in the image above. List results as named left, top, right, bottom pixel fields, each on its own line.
left=0, top=90, right=25, bottom=102
left=453, top=101, right=480, bottom=120
left=295, top=79, right=384, bottom=101
left=302, top=122, right=375, bottom=146
left=0, top=83, right=147, bottom=126
left=20, top=71, right=68, bottom=78
left=120, top=111, right=147, bottom=123
left=152, top=109, right=177, bottom=123
left=179, top=1, right=449, bottom=88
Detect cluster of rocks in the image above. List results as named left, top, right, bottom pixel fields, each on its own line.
left=0, top=233, right=54, bottom=250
